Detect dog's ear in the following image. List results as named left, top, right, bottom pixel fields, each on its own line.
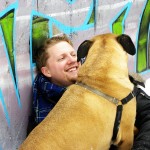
left=77, top=40, right=93, bottom=63
left=117, top=34, right=136, bottom=55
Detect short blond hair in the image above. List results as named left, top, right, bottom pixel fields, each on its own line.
left=35, top=34, right=73, bottom=72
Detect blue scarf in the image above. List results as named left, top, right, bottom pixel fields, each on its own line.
left=32, top=73, right=66, bottom=123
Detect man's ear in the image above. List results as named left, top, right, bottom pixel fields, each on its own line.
left=41, top=66, right=51, bottom=78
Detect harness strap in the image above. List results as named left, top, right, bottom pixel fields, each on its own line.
left=75, top=82, right=119, bottom=105
left=121, top=86, right=139, bottom=105
left=112, top=86, right=139, bottom=141
left=112, top=105, right=123, bottom=141
left=75, top=82, right=139, bottom=142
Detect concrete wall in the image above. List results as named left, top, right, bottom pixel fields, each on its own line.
left=0, top=0, right=149, bottom=149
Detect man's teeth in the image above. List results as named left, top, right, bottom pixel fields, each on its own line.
left=68, top=67, right=76, bottom=72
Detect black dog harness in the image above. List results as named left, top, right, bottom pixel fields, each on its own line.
left=75, top=82, right=139, bottom=141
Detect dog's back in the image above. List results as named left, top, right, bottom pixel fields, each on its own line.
left=19, top=33, right=136, bottom=150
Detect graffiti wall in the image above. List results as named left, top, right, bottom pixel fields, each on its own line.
left=0, top=0, right=149, bottom=149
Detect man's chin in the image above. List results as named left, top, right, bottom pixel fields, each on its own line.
left=68, top=75, right=77, bottom=83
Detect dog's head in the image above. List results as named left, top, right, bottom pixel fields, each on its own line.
left=77, top=33, right=136, bottom=84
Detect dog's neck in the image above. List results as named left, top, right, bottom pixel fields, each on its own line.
left=77, top=75, right=134, bottom=100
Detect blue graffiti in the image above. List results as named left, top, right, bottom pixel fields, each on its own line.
left=109, top=2, right=132, bottom=33
left=30, top=0, right=95, bottom=82
left=0, top=3, right=21, bottom=108
left=0, top=89, right=10, bottom=127
left=66, top=0, right=76, bottom=4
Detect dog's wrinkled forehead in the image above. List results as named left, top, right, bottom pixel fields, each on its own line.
left=77, top=34, right=136, bottom=64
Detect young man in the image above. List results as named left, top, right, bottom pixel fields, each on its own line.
left=32, top=34, right=80, bottom=125
left=30, top=34, right=150, bottom=149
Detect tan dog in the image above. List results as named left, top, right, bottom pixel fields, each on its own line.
left=19, top=33, right=137, bottom=150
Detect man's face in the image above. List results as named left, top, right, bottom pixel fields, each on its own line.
left=42, top=41, right=80, bottom=86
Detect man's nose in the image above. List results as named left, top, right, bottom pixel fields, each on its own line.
left=67, top=55, right=77, bottom=64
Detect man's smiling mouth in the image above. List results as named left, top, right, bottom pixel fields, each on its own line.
left=66, top=66, right=78, bottom=72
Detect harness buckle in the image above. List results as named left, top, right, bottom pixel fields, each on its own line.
left=131, top=91, right=135, bottom=97
left=112, top=98, right=119, bottom=106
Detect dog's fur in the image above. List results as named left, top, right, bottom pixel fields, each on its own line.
left=19, top=33, right=136, bottom=150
